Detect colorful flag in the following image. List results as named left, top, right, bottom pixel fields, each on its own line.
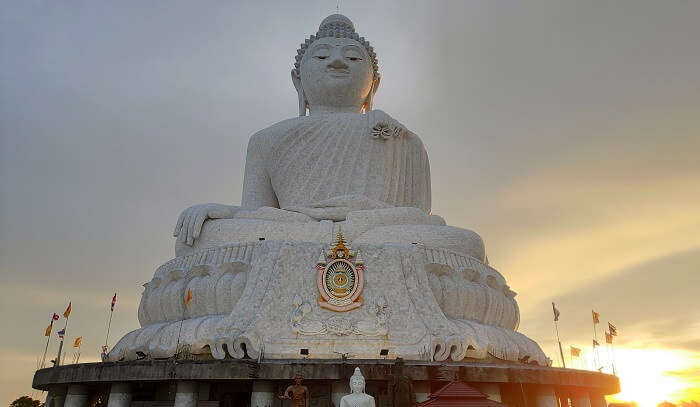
left=63, top=302, right=72, bottom=318
left=608, top=322, right=617, bottom=336
left=605, top=331, right=613, bottom=344
left=185, top=289, right=193, bottom=307
left=45, top=321, right=53, bottom=337
left=592, top=310, right=600, bottom=324
left=593, top=339, right=600, bottom=347
left=111, top=293, right=117, bottom=311
left=570, top=346, right=581, bottom=357
left=73, top=337, right=82, bottom=348
left=57, top=328, right=65, bottom=339
left=52, top=313, right=60, bottom=321
left=552, top=302, right=560, bottom=321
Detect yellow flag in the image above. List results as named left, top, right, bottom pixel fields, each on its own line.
left=63, top=302, right=72, bottom=318
left=185, top=289, right=193, bottom=307
left=44, top=321, right=53, bottom=337
left=73, top=337, right=82, bottom=347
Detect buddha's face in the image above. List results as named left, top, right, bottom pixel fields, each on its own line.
left=299, top=37, right=374, bottom=112
left=350, top=377, right=365, bottom=394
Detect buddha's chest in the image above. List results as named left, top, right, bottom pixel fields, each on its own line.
left=266, top=121, right=385, bottom=205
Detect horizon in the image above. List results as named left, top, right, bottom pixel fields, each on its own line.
left=1, top=1, right=699, bottom=406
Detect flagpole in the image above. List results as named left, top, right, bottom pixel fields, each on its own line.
left=554, top=319, right=566, bottom=368
left=105, top=294, right=116, bottom=355
left=56, top=310, right=70, bottom=366
left=592, top=311, right=600, bottom=369
left=175, top=309, right=185, bottom=359
left=105, top=308, right=113, bottom=350
left=40, top=328, right=51, bottom=369
left=604, top=333, right=612, bottom=374
left=175, top=289, right=191, bottom=359
left=610, top=338, right=617, bottom=376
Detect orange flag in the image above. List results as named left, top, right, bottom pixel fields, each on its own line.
left=63, top=302, right=72, bottom=318
left=570, top=346, right=581, bottom=357
left=185, top=289, right=193, bottom=307
left=605, top=331, right=613, bottom=344
left=73, top=337, right=82, bottom=347
left=44, top=321, right=53, bottom=337
left=592, top=310, right=600, bottom=324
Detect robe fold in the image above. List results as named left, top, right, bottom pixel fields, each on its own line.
left=251, top=112, right=431, bottom=214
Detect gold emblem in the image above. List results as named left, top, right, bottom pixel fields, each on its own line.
left=316, top=227, right=364, bottom=312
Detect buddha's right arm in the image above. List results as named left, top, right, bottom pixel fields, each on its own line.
left=173, top=133, right=278, bottom=246
left=173, top=203, right=240, bottom=246
left=241, top=132, right=279, bottom=208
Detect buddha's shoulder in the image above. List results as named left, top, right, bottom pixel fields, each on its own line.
left=246, top=112, right=425, bottom=150
left=246, top=116, right=314, bottom=146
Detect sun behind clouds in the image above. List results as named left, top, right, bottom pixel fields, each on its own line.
left=606, top=347, right=700, bottom=407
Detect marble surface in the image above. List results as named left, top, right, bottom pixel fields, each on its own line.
left=110, top=240, right=546, bottom=364
left=109, top=13, right=549, bottom=366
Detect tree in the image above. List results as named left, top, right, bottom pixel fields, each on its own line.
left=9, top=396, right=43, bottom=407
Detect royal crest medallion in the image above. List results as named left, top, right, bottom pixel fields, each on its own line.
left=316, top=227, right=364, bottom=312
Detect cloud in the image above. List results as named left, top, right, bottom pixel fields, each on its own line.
left=519, top=247, right=700, bottom=353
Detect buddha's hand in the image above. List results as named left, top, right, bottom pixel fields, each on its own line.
left=285, top=195, right=390, bottom=221
left=368, top=109, right=407, bottom=140
left=173, top=203, right=239, bottom=246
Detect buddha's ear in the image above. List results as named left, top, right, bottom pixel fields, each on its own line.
left=291, top=69, right=307, bottom=116
left=364, top=73, right=381, bottom=112
left=372, top=73, right=381, bottom=94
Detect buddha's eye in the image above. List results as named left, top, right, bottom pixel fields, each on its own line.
left=344, top=48, right=363, bottom=61
left=312, top=48, right=330, bottom=60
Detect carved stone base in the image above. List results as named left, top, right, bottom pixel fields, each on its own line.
left=109, top=241, right=547, bottom=365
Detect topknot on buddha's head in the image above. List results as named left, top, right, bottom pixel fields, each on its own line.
left=294, top=14, right=379, bottom=77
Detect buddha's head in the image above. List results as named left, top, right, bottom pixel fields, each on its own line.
left=292, top=15, right=380, bottom=116
left=349, top=367, right=366, bottom=394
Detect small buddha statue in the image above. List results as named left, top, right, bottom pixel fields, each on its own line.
left=339, top=368, right=375, bottom=407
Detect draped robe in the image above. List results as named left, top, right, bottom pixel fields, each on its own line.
left=242, top=112, right=431, bottom=219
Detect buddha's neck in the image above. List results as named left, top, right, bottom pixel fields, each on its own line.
left=308, top=104, right=364, bottom=116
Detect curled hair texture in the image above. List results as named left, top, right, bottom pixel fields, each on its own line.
left=294, top=14, right=378, bottom=77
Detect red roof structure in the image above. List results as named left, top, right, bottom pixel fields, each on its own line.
left=415, top=381, right=505, bottom=407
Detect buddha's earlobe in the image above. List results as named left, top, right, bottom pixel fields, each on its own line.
left=364, top=74, right=381, bottom=112
left=291, top=70, right=308, bottom=116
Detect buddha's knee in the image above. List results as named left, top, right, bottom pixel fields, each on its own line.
left=354, top=224, right=486, bottom=262
left=175, top=218, right=333, bottom=257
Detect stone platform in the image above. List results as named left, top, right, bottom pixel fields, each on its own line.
left=34, top=359, right=619, bottom=407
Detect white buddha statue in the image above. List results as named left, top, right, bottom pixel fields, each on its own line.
left=108, top=14, right=548, bottom=367
left=340, top=368, right=375, bottom=407
left=172, top=14, right=485, bottom=263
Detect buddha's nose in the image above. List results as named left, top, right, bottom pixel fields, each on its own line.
left=328, top=54, right=348, bottom=69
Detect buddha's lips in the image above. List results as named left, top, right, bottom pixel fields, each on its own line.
left=326, top=69, right=350, bottom=77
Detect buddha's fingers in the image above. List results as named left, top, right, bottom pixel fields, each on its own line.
left=192, top=211, right=209, bottom=240
left=182, top=211, right=195, bottom=246
left=174, top=210, right=186, bottom=237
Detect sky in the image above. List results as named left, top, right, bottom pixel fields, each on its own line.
left=1, top=1, right=699, bottom=405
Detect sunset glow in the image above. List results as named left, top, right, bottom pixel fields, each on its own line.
left=611, top=348, right=698, bottom=407
left=2, top=1, right=700, bottom=405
